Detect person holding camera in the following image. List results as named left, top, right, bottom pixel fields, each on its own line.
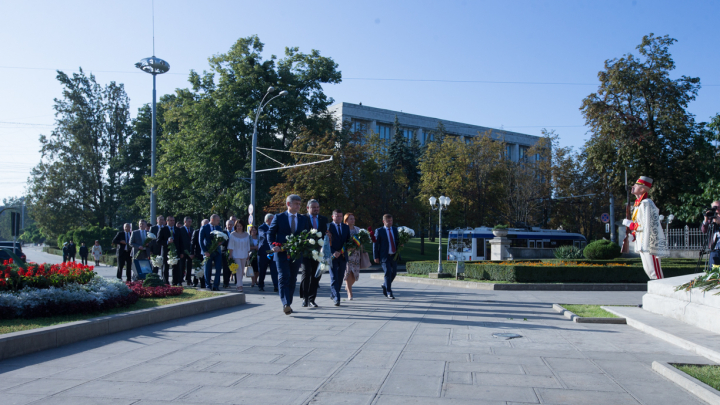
left=701, top=201, right=720, bottom=265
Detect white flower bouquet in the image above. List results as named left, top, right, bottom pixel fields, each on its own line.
left=151, top=255, right=165, bottom=269
left=394, top=226, right=415, bottom=260
left=134, top=232, right=157, bottom=259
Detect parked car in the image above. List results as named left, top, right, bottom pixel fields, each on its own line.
left=0, top=241, right=27, bottom=262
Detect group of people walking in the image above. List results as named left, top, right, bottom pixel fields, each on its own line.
left=109, top=193, right=402, bottom=315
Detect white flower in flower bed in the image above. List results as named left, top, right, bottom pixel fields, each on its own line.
left=0, top=276, right=131, bottom=317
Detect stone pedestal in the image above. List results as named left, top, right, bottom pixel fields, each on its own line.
left=490, top=237, right=513, bottom=261
left=642, top=273, right=720, bottom=334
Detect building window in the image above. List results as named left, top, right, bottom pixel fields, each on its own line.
left=519, top=146, right=529, bottom=160
left=350, top=119, right=368, bottom=134
left=421, top=130, right=434, bottom=145
left=506, top=144, right=513, bottom=159
left=403, top=128, right=415, bottom=143
left=377, top=124, right=392, bottom=142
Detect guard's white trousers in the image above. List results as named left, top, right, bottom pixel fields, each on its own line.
left=640, top=252, right=663, bottom=280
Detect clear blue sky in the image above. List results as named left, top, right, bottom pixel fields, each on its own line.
left=1, top=0, right=718, bottom=202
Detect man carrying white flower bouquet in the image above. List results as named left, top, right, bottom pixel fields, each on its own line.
left=200, top=214, right=226, bottom=291
left=268, top=194, right=310, bottom=315
left=301, top=199, right=328, bottom=308
left=373, top=214, right=402, bottom=299
left=328, top=208, right=350, bottom=306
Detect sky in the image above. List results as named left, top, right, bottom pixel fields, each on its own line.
left=1, top=0, right=718, bottom=202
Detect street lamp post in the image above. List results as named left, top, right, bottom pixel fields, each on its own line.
left=249, top=87, right=288, bottom=227
left=659, top=214, right=675, bottom=243
left=135, top=56, right=170, bottom=224
left=429, top=196, right=451, bottom=273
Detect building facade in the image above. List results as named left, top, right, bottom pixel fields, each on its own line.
left=327, top=102, right=543, bottom=162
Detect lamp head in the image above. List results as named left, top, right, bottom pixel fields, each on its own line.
left=659, top=215, right=664, bottom=222
left=429, top=196, right=437, bottom=207
left=267, top=86, right=275, bottom=93
left=444, top=197, right=451, bottom=206
left=279, top=90, right=289, bottom=97
left=668, top=214, right=675, bottom=222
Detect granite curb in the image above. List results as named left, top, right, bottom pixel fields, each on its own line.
left=552, top=303, right=627, bottom=324
left=653, top=361, right=720, bottom=405
left=376, top=274, right=647, bottom=291
left=0, top=292, right=245, bottom=361
left=602, top=305, right=720, bottom=363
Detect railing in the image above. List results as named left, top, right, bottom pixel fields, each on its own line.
left=665, top=226, right=705, bottom=250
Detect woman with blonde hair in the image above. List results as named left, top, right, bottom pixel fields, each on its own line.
left=343, top=213, right=361, bottom=300
left=228, top=220, right=251, bottom=292
left=91, top=240, right=103, bottom=266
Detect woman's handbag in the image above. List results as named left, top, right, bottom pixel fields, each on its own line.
left=360, top=252, right=372, bottom=269
left=245, top=265, right=254, bottom=277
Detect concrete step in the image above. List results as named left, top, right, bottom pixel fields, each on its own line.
left=603, top=305, right=720, bottom=363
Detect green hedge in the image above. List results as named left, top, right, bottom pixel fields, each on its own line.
left=405, top=260, right=699, bottom=283
left=42, top=246, right=118, bottom=266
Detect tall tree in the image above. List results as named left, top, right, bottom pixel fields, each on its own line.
left=581, top=33, right=713, bottom=210
left=153, top=35, right=341, bottom=219
left=28, top=69, right=132, bottom=238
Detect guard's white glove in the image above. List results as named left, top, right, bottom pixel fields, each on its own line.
left=622, top=219, right=633, bottom=227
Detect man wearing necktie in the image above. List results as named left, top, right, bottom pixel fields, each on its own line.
left=328, top=209, right=350, bottom=306
left=159, top=216, right=184, bottom=285
left=200, top=214, right=224, bottom=291
left=258, top=214, right=278, bottom=292
left=112, top=223, right=134, bottom=282
left=178, top=217, right=194, bottom=286
left=373, top=214, right=401, bottom=299
left=268, top=194, right=310, bottom=315
left=300, top=199, right=328, bottom=307
left=150, top=215, right=166, bottom=274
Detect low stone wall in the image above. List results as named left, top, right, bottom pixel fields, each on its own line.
left=642, top=273, right=719, bottom=334
left=0, top=292, right=245, bottom=360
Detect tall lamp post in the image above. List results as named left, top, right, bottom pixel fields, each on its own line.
left=135, top=56, right=170, bottom=224
left=249, top=87, right=288, bottom=226
left=659, top=214, right=675, bottom=243
left=429, top=196, right=451, bottom=273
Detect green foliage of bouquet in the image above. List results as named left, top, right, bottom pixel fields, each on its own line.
left=284, top=229, right=324, bottom=261
left=676, top=264, right=720, bottom=294
left=142, top=273, right=164, bottom=287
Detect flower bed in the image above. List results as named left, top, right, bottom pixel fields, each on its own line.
left=1, top=259, right=95, bottom=291
left=0, top=276, right=138, bottom=319
left=125, top=281, right=184, bottom=298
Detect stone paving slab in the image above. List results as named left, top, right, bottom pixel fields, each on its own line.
left=0, top=276, right=712, bottom=404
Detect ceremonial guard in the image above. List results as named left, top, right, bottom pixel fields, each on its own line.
left=622, top=176, right=669, bottom=279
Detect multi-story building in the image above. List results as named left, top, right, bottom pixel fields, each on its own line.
left=327, top=102, right=543, bottom=162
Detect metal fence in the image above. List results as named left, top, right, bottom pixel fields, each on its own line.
left=665, top=226, right=706, bottom=250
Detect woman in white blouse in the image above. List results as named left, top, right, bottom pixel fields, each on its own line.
left=228, top=220, right=252, bottom=292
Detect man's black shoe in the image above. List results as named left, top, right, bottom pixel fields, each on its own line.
left=302, top=299, right=309, bottom=307
left=388, top=293, right=395, bottom=299
left=283, top=305, right=293, bottom=315
left=259, top=287, right=265, bottom=291
left=381, top=284, right=387, bottom=297
left=334, top=301, right=340, bottom=306
left=309, top=301, right=319, bottom=308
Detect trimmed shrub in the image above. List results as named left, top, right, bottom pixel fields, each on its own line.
left=143, top=273, right=165, bottom=287
left=583, top=240, right=621, bottom=260
left=553, top=245, right=584, bottom=259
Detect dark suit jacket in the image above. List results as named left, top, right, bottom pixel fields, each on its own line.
left=306, top=214, right=328, bottom=234
left=268, top=211, right=310, bottom=261
left=79, top=246, right=88, bottom=256
left=258, top=223, right=271, bottom=251
left=150, top=225, right=163, bottom=255
left=200, top=223, right=223, bottom=255
left=191, top=228, right=201, bottom=257
left=328, top=222, right=350, bottom=257
left=178, top=226, right=194, bottom=255
left=112, top=231, right=132, bottom=255
left=373, top=226, right=400, bottom=262
left=158, top=226, right=183, bottom=257
left=68, top=243, right=77, bottom=256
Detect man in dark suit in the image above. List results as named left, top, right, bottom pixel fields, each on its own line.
left=178, top=217, right=194, bottom=286
left=67, top=241, right=77, bottom=262
left=268, top=194, right=309, bottom=315
left=220, top=219, right=235, bottom=288
left=112, top=223, right=133, bottom=281
left=159, top=216, right=183, bottom=285
left=130, top=219, right=150, bottom=260
left=200, top=214, right=224, bottom=291
left=300, top=199, right=328, bottom=307
left=258, top=214, right=278, bottom=292
left=373, top=214, right=401, bottom=299
left=191, top=219, right=208, bottom=288
left=149, top=215, right=166, bottom=274
left=328, top=209, right=350, bottom=306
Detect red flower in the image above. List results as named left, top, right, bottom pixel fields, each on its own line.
left=368, top=227, right=377, bottom=243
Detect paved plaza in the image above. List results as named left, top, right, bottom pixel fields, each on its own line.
left=1, top=252, right=713, bottom=405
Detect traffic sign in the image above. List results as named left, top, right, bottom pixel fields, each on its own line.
left=605, top=223, right=610, bottom=233
left=600, top=213, right=610, bottom=223
left=247, top=215, right=254, bottom=225
left=248, top=204, right=254, bottom=214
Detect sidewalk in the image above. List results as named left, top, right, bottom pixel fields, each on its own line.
left=0, top=275, right=710, bottom=404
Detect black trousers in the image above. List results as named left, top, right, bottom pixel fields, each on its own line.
left=116, top=251, right=132, bottom=280
left=80, top=255, right=88, bottom=265
left=221, top=253, right=231, bottom=286
left=180, top=255, right=193, bottom=284
left=299, top=258, right=321, bottom=302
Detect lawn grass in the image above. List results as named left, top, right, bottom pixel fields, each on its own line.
left=400, top=272, right=513, bottom=284
left=673, top=364, right=720, bottom=391
left=0, top=288, right=217, bottom=335
left=560, top=304, right=619, bottom=318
